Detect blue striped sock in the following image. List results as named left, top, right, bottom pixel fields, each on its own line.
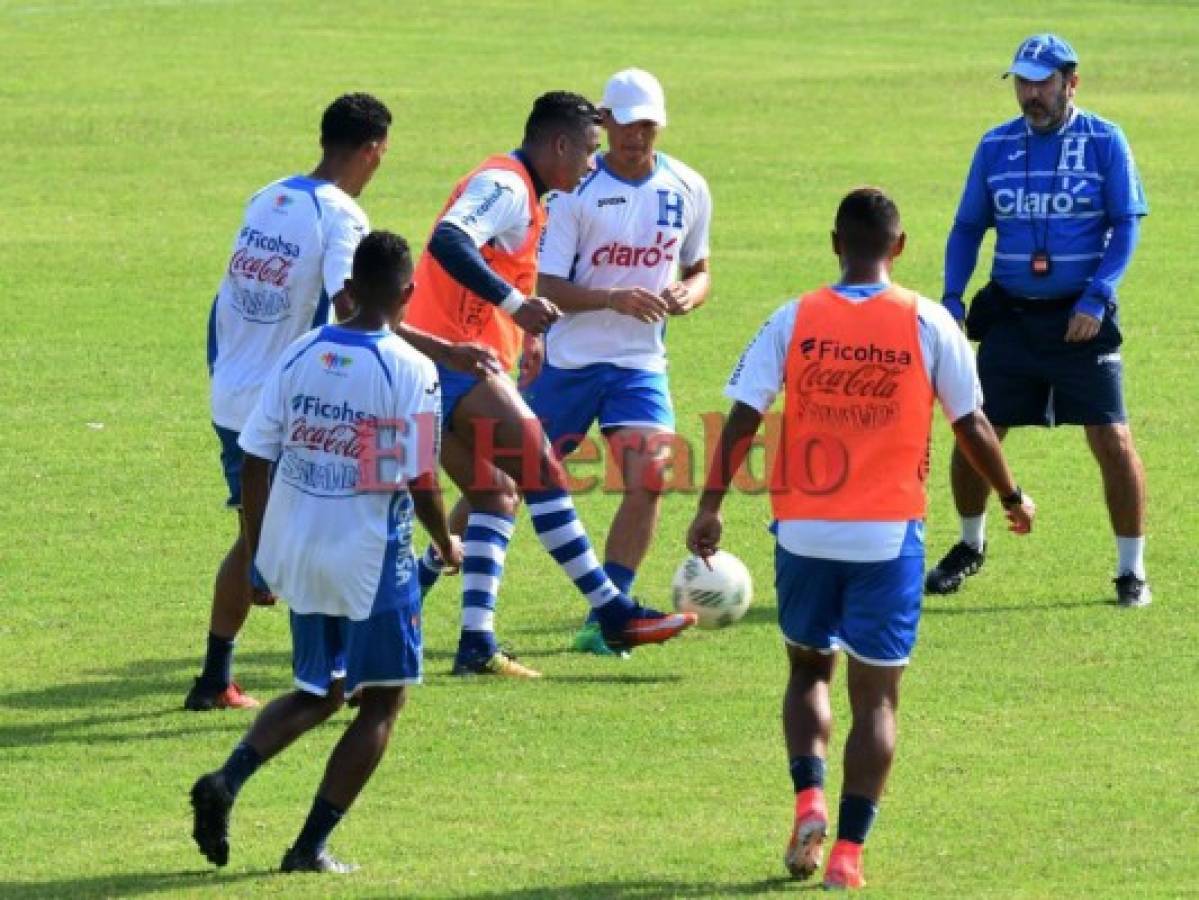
left=525, top=489, right=623, bottom=610
left=417, top=545, right=445, bottom=597
left=585, top=562, right=636, bottom=625
left=460, top=512, right=515, bottom=652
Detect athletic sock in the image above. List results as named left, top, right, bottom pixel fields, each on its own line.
left=836, top=794, right=879, bottom=845
left=525, top=488, right=625, bottom=613
left=584, top=562, right=637, bottom=625
left=292, top=794, right=345, bottom=856
left=417, top=545, right=446, bottom=596
left=959, top=514, right=986, bottom=550
left=219, top=741, right=263, bottom=797
left=1116, top=536, right=1146, bottom=579
left=200, top=632, right=235, bottom=688
left=789, top=755, right=826, bottom=794
left=460, top=512, right=515, bottom=655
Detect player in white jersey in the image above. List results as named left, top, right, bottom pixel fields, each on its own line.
left=191, top=231, right=463, bottom=874
left=186, top=94, right=392, bottom=712
left=525, top=69, right=713, bottom=654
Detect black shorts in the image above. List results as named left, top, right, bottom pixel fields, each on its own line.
left=976, top=292, right=1127, bottom=428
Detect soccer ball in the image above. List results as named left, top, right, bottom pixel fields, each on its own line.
left=671, top=550, right=753, bottom=629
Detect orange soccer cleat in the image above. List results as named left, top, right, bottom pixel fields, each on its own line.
left=184, top=679, right=261, bottom=711
left=823, top=838, right=866, bottom=890
left=784, top=787, right=828, bottom=880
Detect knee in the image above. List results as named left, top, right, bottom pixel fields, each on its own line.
left=1087, top=424, right=1138, bottom=464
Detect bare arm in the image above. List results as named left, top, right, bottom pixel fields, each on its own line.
left=951, top=410, right=1035, bottom=533
left=538, top=273, right=668, bottom=322
left=395, top=322, right=502, bottom=376
left=409, top=475, right=463, bottom=571
left=686, top=401, right=764, bottom=556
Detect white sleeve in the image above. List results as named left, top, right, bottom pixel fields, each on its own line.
left=408, top=357, right=442, bottom=479
left=323, top=205, right=368, bottom=299
left=724, top=301, right=797, bottom=413
left=917, top=298, right=983, bottom=423
left=679, top=175, right=712, bottom=267
left=237, top=355, right=289, bottom=461
left=441, top=169, right=530, bottom=249
left=538, top=190, right=580, bottom=279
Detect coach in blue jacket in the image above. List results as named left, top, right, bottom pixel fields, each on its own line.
left=925, top=34, right=1151, bottom=607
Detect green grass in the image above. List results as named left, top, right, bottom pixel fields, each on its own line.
left=2, top=0, right=1198, bottom=896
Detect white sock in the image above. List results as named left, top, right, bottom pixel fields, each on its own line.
left=960, top=514, right=986, bottom=550
left=1116, top=536, right=1146, bottom=579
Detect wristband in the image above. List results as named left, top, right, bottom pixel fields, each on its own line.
left=498, top=289, right=526, bottom=316
left=1000, top=485, right=1024, bottom=509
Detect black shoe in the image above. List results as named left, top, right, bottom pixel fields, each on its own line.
left=190, top=773, right=233, bottom=867
left=924, top=541, right=986, bottom=595
left=1114, top=573, right=1152, bottom=608
left=184, top=677, right=260, bottom=711
left=280, top=845, right=359, bottom=874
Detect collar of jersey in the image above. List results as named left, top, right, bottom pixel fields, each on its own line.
left=831, top=281, right=890, bottom=299
left=597, top=152, right=662, bottom=187
left=320, top=324, right=391, bottom=346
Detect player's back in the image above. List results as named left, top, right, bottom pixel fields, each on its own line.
left=541, top=153, right=711, bottom=373
left=209, top=176, right=367, bottom=431
left=241, top=324, right=439, bottom=621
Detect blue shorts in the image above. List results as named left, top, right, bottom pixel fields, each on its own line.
left=290, top=599, right=423, bottom=699
left=523, top=362, right=675, bottom=454
left=774, top=545, right=924, bottom=666
left=436, top=363, right=481, bottom=431
left=213, top=423, right=243, bottom=508
left=977, top=304, right=1126, bottom=427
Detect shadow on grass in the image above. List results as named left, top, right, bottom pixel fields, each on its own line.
left=923, top=597, right=1112, bottom=616
left=459, top=876, right=809, bottom=898
left=0, top=868, right=271, bottom=899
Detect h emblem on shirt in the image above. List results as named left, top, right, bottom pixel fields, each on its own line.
left=1059, top=137, right=1088, bottom=172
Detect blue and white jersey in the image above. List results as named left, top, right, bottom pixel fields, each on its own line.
left=239, top=325, right=441, bottom=621
left=952, top=108, right=1147, bottom=299
left=539, top=152, right=711, bottom=373
left=209, top=176, right=368, bottom=431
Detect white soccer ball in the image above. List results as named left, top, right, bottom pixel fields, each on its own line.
left=671, top=550, right=753, bottom=629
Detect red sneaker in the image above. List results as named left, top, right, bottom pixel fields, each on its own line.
left=823, top=839, right=866, bottom=890
left=784, top=787, right=828, bottom=880
left=184, top=678, right=260, bottom=711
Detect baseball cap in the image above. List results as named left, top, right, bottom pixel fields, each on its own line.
left=1004, top=33, right=1078, bottom=81
left=600, top=69, right=667, bottom=126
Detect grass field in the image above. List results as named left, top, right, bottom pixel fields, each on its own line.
left=2, top=0, right=1198, bottom=896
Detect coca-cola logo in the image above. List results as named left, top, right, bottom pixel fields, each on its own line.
left=229, top=248, right=293, bottom=287
left=591, top=231, right=677, bottom=268
left=288, top=418, right=365, bottom=459
left=797, top=361, right=901, bottom=399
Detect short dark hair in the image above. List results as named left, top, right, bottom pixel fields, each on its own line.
left=1059, top=62, right=1078, bottom=79
left=351, top=230, right=413, bottom=308
left=523, top=91, right=600, bottom=145
left=321, top=93, right=392, bottom=150
left=835, top=187, right=902, bottom=261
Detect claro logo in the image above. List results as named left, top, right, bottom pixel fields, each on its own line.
left=591, top=231, right=677, bottom=268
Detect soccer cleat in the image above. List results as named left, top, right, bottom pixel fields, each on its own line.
left=190, top=773, right=234, bottom=867
left=924, top=541, right=986, bottom=595
left=280, top=845, right=359, bottom=874
left=1114, top=572, right=1152, bottom=608
left=599, top=601, right=697, bottom=654
left=823, top=839, right=866, bottom=890
left=184, top=678, right=261, bottom=711
left=784, top=787, right=828, bottom=880
left=451, top=647, right=542, bottom=679
left=571, top=621, right=628, bottom=658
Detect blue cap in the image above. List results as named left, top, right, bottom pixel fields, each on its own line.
left=1004, top=34, right=1078, bottom=81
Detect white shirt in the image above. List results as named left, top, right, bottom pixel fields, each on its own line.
left=539, top=153, right=712, bottom=373
left=440, top=165, right=533, bottom=252
left=210, top=176, right=368, bottom=431
left=239, top=325, right=441, bottom=620
left=725, top=285, right=982, bottom=561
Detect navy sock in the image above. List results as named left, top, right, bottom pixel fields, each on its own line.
left=789, top=755, right=826, bottom=793
left=219, top=741, right=263, bottom=797
left=837, top=794, right=879, bottom=844
left=586, top=562, right=637, bottom=625
left=293, top=794, right=345, bottom=855
left=200, top=632, right=234, bottom=687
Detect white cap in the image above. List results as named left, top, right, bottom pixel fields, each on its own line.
left=600, top=68, right=667, bottom=126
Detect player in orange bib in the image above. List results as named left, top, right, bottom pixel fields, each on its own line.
left=405, top=92, right=695, bottom=677
left=687, top=188, right=1036, bottom=889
